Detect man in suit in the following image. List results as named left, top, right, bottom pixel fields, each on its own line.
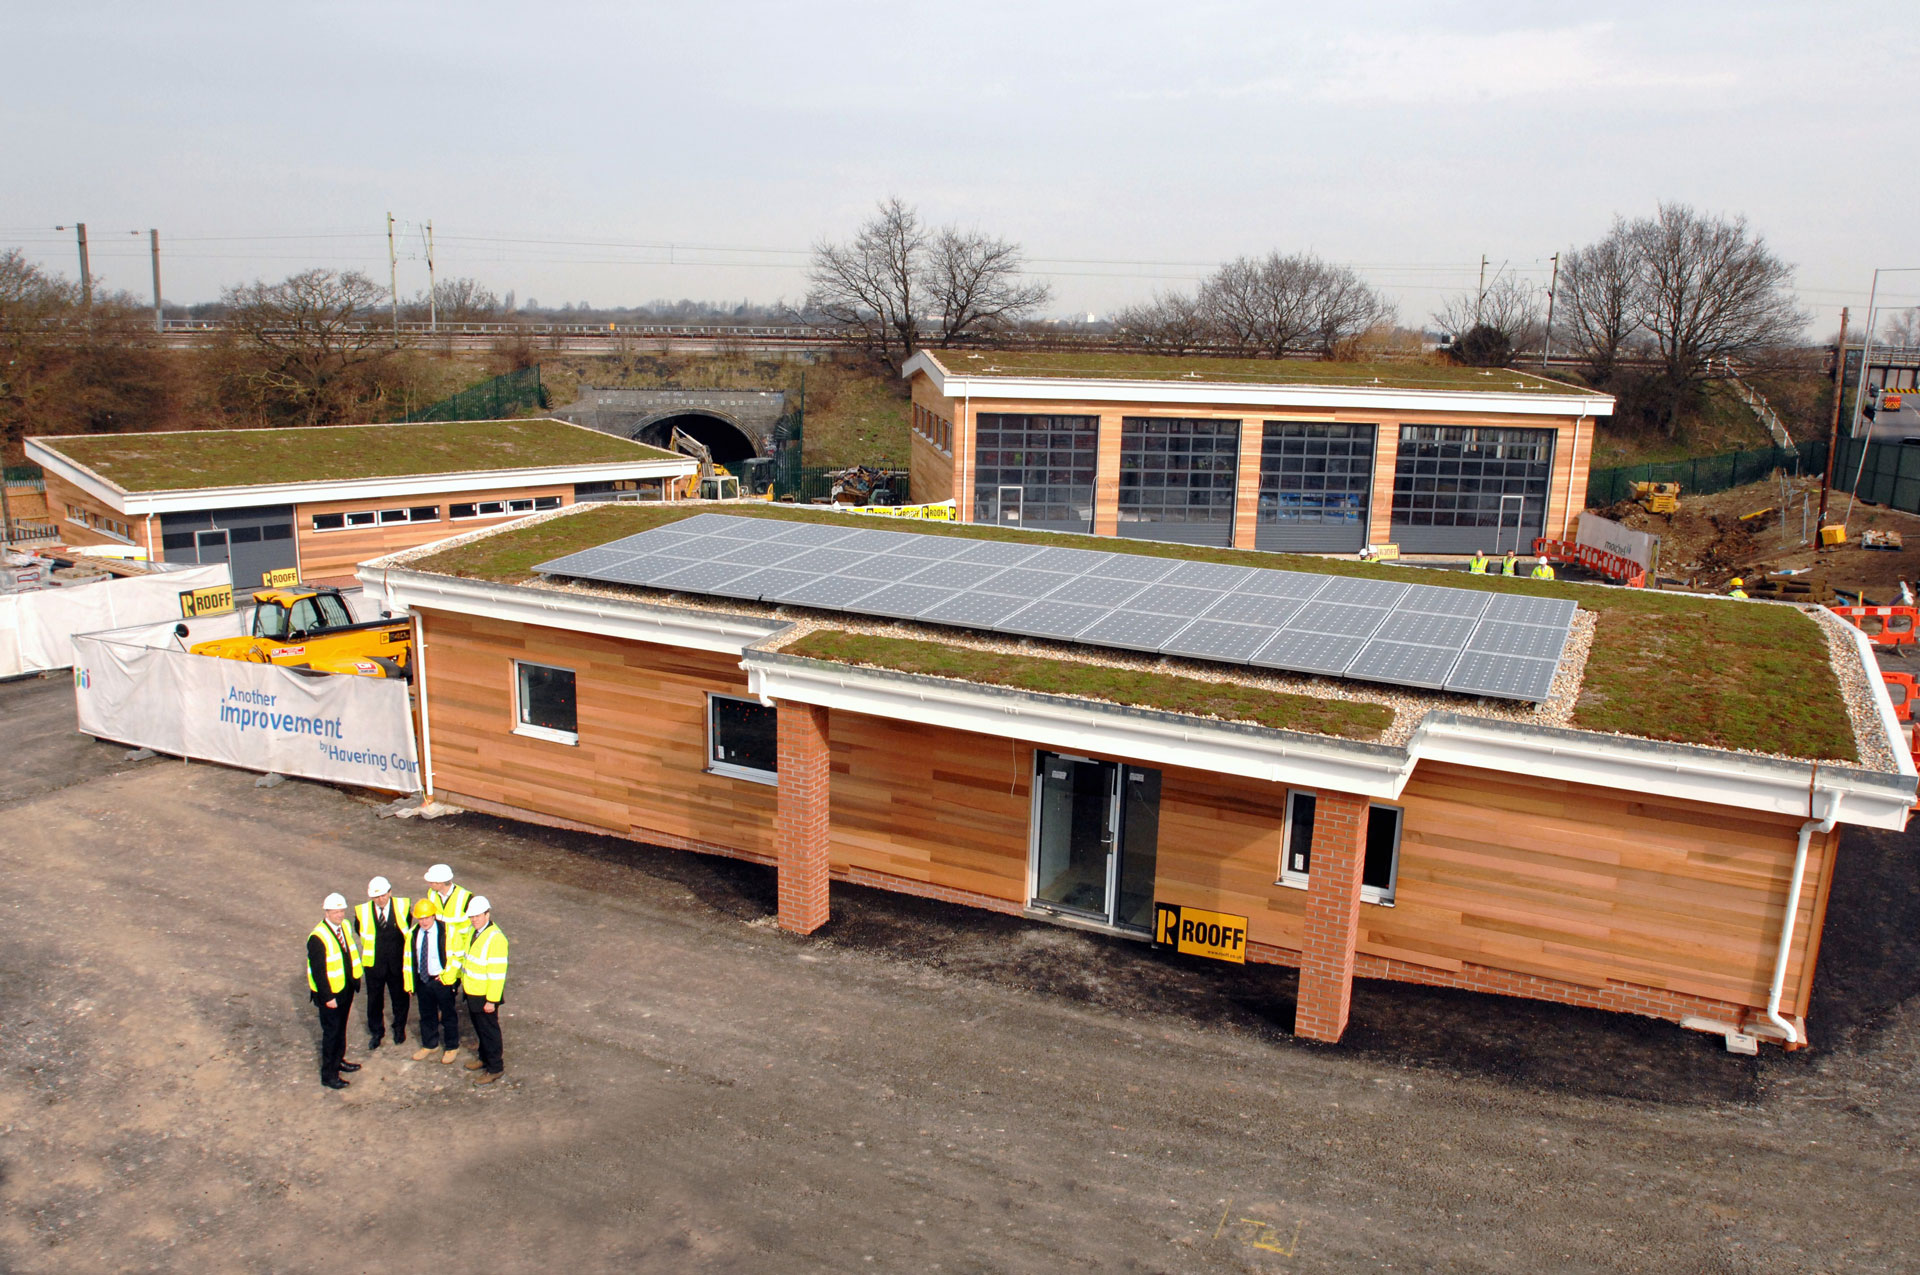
left=460, top=896, right=510, bottom=1085
left=353, top=876, right=412, bottom=1050
left=408, top=896, right=465, bottom=1065
left=307, top=892, right=363, bottom=1090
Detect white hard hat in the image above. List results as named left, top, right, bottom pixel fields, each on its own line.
left=424, top=864, right=453, bottom=884
left=322, top=892, right=348, bottom=911
left=367, top=876, right=391, bottom=896
left=465, top=896, right=491, bottom=920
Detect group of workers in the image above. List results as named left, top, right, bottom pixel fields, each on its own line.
left=1468, top=550, right=1556, bottom=580
left=305, top=863, right=511, bottom=1091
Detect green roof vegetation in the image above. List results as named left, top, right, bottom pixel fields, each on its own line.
left=40, top=418, right=681, bottom=492
left=413, top=501, right=1859, bottom=763
left=923, top=349, right=1608, bottom=397
left=783, top=630, right=1393, bottom=741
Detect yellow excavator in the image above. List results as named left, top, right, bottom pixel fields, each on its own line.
left=185, top=585, right=413, bottom=679
left=672, top=427, right=740, bottom=500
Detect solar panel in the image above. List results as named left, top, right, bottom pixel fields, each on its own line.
left=1076, top=611, right=1197, bottom=653
left=1161, top=619, right=1285, bottom=663
left=1446, top=650, right=1559, bottom=701
left=1346, top=640, right=1463, bottom=689
left=532, top=514, right=1578, bottom=703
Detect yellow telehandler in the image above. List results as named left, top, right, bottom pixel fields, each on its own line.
left=186, top=585, right=412, bottom=679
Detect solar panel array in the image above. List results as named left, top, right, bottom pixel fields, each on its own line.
left=535, top=514, right=1577, bottom=702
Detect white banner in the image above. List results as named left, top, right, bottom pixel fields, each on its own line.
left=0, top=563, right=231, bottom=679
left=71, top=634, right=422, bottom=793
left=1576, top=512, right=1658, bottom=571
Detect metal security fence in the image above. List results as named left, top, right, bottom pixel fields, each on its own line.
left=1833, top=437, right=1920, bottom=515
left=405, top=365, right=547, bottom=422
left=1585, top=440, right=1828, bottom=507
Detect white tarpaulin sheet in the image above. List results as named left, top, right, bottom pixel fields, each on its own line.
left=0, top=562, right=231, bottom=679
left=1576, top=512, right=1659, bottom=571
left=71, top=631, right=422, bottom=793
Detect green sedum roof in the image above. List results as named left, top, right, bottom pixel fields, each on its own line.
left=922, top=349, right=1607, bottom=397
left=39, top=418, right=682, bottom=493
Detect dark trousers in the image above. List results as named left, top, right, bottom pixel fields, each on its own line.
left=416, top=979, right=460, bottom=1050
left=316, top=988, right=354, bottom=1082
left=467, top=999, right=503, bottom=1074
left=363, top=962, right=409, bottom=1044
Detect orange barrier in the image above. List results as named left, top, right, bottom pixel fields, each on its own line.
left=1882, top=671, right=1916, bottom=722
left=1531, top=538, right=1648, bottom=588
left=1829, top=605, right=1920, bottom=646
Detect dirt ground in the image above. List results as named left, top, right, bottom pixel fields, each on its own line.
left=4, top=672, right=1920, bottom=1274
left=1601, top=476, right=1920, bottom=603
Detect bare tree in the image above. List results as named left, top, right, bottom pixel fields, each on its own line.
left=1630, top=202, right=1807, bottom=431
left=1876, top=307, right=1920, bottom=350
left=924, top=227, right=1051, bottom=345
left=405, top=277, right=501, bottom=324
left=1307, top=266, right=1398, bottom=357
left=1194, top=252, right=1393, bottom=358
left=1113, top=291, right=1214, bottom=354
left=219, top=269, right=398, bottom=426
left=1554, top=219, right=1642, bottom=383
left=805, top=199, right=928, bottom=368
left=1433, top=275, right=1544, bottom=366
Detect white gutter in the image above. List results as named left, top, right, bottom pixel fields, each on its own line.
left=412, top=610, right=437, bottom=799
left=1767, top=787, right=1843, bottom=1044
left=901, top=352, right=1617, bottom=420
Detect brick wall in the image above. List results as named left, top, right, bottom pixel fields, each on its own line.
left=1294, top=791, right=1369, bottom=1042
left=775, top=701, right=832, bottom=934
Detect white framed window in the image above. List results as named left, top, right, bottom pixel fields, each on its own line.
left=512, top=660, right=578, bottom=745
left=344, top=510, right=377, bottom=528
left=706, top=693, right=778, bottom=784
left=1277, top=791, right=1402, bottom=906
left=408, top=504, right=441, bottom=522
left=311, top=512, right=346, bottom=532
left=66, top=503, right=90, bottom=527
left=533, top=495, right=561, bottom=511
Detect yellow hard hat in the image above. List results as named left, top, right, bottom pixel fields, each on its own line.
left=412, top=897, right=437, bottom=921
left=1730, top=578, right=1743, bottom=588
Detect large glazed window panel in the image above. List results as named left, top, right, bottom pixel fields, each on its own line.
left=514, top=661, right=578, bottom=745
left=1255, top=422, right=1375, bottom=552
left=971, top=414, right=1098, bottom=533
left=1389, top=426, right=1555, bottom=554
left=1117, top=418, right=1241, bottom=547
left=708, top=694, right=778, bottom=784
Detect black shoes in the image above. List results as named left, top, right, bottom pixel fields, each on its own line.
left=339, top=1061, right=361, bottom=1073
left=395, top=1029, right=406, bottom=1044
left=368, top=1038, right=383, bottom=1051
left=322, top=1077, right=349, bottom=1089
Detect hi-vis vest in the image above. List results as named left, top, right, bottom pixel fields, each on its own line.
left=408, top=918, right=460, bottom=992
left=307, top=921, right=364, bottom=995
left=353, top=897, right=413, bottom=968
left=1531, top=563, right=1556, bottom=580
left=1469, top=555, right=1488, bottom=574
left=461, top=924, right=510, bottom=1003
left=433, top=885, right=473, bottom=941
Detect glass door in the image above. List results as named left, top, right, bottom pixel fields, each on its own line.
left=1496, top=494, right=1524, bottom=554
left=996, top=485, right=1024, bottom=527
left=1031, top=753, right=1161, bottom=932
left=194, top=527, right=231, bottom=567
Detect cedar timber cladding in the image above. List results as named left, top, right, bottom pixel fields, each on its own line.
left=42, top=472, right=151, bottom=554
left=417, top=609, right=777, bottom=858
left=294, top=483, right=573, bottom=580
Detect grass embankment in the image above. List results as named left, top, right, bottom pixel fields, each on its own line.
left=45, top=419, right=676, bottom=491
left=783, top=629, right=1392, bottom=741
left=416, top=502, right=1861, bottom=762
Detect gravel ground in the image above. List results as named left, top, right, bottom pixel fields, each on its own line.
left=1807, top=603, right=1902, bottom=772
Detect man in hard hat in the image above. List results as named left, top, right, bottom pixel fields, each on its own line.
left=307, top=892, right=363, bottom=1090
left=408, top=896, right=464, bottom=1064
left=423, top=864, right=473, bottom=951
left=1530, top=556, right=1556, bottom=580
left=354, top=876, right=412, bottom=1051
left=1500, top=551, right=1519, bottom=577
left=461, top=897, right=510, bottom=1084
left=1728, top=577, right=1749, bottom=600
left=1468, top=549, right=1489, bottom=575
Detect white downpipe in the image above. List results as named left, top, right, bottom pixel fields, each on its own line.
left=411, top=610, right=436, bottom=799
left=1766, top=788, right=1843, bottom=1044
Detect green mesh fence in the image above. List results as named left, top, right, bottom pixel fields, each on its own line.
left=1832, top=436, right=1920, bottom=515
left=405, top=365, right=547, bottom=422
left=1585, top=439, right=1827, bottom=507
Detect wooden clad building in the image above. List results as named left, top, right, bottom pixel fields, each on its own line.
left=26, top=418, right=694, bottom=589
left=902, top=351, right=1612, bottom=557
left=368, top=505, right=1914, bottom=1054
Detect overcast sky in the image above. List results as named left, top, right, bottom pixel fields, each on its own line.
left=4, top=1, right=1913, bottom=334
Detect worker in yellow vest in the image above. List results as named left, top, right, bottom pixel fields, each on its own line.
left=306, top=892, right=363, bottom=1090
left=460, top=896, right=511, bottom=1084
left=1727, top=577, right=1748, bottom=600
left=1500, top=551, right=1519, bottom=577
left=423, top=863, right=474, bottom=958
left=1469, top=550, right=1489, bottom=575
left=1530, top=557, right=1556, bottom=581
left=354, top=876, right=413, bottom=1051
left=407, top=896, right=466, bottom=1064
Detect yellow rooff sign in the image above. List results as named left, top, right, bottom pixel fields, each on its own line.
left=261, top=567, right=297, bottom=588
left=178, top=584, right=234, bottom=618
left=1153, top=903, right=1248, bottom=964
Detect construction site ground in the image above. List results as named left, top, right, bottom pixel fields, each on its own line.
left=1599, top=474, right=1920, bottom=603
left=4, top=671, right=1919, bottom=1274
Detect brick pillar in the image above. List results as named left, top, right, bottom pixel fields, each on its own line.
left=774, top=701, right=831, bottom=934
left=1295, top=791, right=1370, bottom=1042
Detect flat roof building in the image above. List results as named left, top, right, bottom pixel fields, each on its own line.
left=27, top=418, right=694, bottom=588
left=902, top=351, right=1614, bottom=556
left=364, top=502, right=1911, bottom=1052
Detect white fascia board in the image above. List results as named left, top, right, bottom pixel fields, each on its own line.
left=745, top=649, right=1414, bottom=797
left=1408, top=713, right=1916, bottom=832
left=902, top=352, right=1615, bottom=420
left=366, top=567, right=784, bottom=655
